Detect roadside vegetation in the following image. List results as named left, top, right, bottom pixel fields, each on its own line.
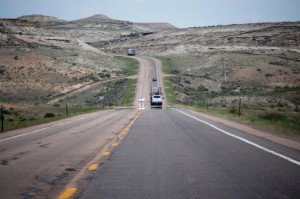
left=122, top=79, right=137, bottom=106
left=195, top=105, right=300, bottom=137
left=58, top=57, right=139, bottom=106
left=0, top=104, right=105, bottom=132
left=0, top=57, right=139, bottom=132
left=158, top=55, right=300, bottom=138
left=164, top=77, right=177, bottom=105
left=117, top=56, right=139, bottom=76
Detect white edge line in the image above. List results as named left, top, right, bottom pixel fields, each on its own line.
left=175, top=109, right=300, bottom=166
left=0, top=113, right=99, bottom=143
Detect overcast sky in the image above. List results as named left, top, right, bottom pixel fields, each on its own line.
left=1, top=0, right=299, bottom=28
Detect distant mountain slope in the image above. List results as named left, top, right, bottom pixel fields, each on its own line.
left=136, top=22, right=178, bottom=31
left=12, top=14, right=178, bottom=44
left=106, top=21, right=300, bottom=55
left=72, top=14, right=111, bottom=23
left=1, top=13, right=299, bottom=109
left=43, top=14, right=158, bottom=44
left=17, top=14, right=66, bottom=25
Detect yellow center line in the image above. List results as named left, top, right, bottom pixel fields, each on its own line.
left=103, top=151, right=111, bottom=156
left=112, top=143, right=119, bottom=147
left=57, top=112, right=142, bottom=199
left=88, top=164, right=99, bottom=171
left=59, top=188, right=77, bottom=199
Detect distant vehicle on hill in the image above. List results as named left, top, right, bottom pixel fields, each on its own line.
left=127, top=49, right=136, bottom=56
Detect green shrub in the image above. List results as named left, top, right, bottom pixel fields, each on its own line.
left=260, top=109, right=286, bottom=121
left=3, top=109, right=10, bottom=114
left=99, top=73, right=106, bottom=78
left=44, top=113, right=55, bottom=118
left=170, top=69, right=180, bottom=74
left=20, top=117, right=27, bottom=122
left=229, top=107, right=237, bottom=114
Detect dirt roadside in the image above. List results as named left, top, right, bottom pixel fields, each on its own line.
left=187, top=109, right=300, bottom=151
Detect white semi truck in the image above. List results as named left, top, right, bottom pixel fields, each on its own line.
left=150, top=87, right=163, bottom=108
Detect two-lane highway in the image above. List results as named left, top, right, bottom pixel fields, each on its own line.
left=1, top=56, right=299, bottom=199
left=77, top=56, right=300, bottom=199
left=134, top=56, right=165, bottom=109
left=79, top=108, right=300, bottom=199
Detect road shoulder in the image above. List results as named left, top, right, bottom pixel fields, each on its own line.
left=186, top=109, right=300, bottom=151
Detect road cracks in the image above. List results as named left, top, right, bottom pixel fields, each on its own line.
left=59, top=110, right=143, bottom=199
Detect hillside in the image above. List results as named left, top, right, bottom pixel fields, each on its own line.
left=0, top=14, right=299, bottom=112
left=17, top=14, right=66, bottom=25
left=104, top=22, right=300, bottom=110
left=136, top=22, right=178, bottom=31
left=0, top=16, right=130, bottom=104
left=44, top=14, right=160, bottom=44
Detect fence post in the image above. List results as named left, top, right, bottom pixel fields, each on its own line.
left=206, top=100, right=209, bottom=112
left=1, top=107, right=4, bottom=132
left=66, top=104, right=69, bottom=116
left=238, top=97, right=241, bottom=117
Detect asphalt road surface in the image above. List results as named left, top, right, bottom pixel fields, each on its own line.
left=78, top=109, right=300, bottom=199
left=0, top=109, right=138, bottom=199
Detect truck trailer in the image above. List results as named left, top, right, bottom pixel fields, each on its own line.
left=150, top=87, right=163, bottom=108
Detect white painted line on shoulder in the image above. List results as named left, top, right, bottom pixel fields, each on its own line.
left=175, top=109, right=300, bottom=166
left=0, top=113, right=99, bottom=143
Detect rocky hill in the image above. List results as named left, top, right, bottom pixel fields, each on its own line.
left=136, top=22, right=178, bottom=31
left=17, top=14, right=66, bottom=25
left=128, top=22, right=299, bottom=110
left=106, top=22, right=300, bottom=55
left=101, top=20, right=299, bottom=110
left=0, top=15, right=131, bottom=104
left=0, top=14, right=299, bottom=111
left=43, top=14, right=177, bottom=49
